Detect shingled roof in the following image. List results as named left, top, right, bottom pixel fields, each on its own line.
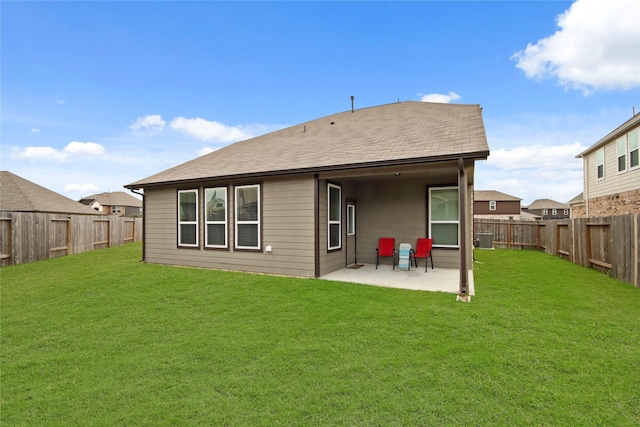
left=126, top=101, right=489, bottom=188
left=80, top=191, right=142, bottom=208
left=474, top=190, right=521, bottom=201
left=0, top=171, right=101, bottom=215
left=526, top=199, right=570, bottom=210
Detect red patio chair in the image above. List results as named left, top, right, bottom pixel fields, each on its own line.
left=410, top=238, right=434, bottom=272
left=376, top=237, right=396, bottom=269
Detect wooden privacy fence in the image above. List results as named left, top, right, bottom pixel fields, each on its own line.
left=474, top=215, right=640, bottom=287
left=0, top=212, right=142, bottom=267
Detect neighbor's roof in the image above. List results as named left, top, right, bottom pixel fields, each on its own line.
left=126, top=101, right=489, bottom=188
left=568, top=192, right=584, bottom=205
left=526, top=198, right=570, bottom=210
left=0, top=171, right=102, bottom=215
left=577, top=112, right=640, bottom=158
left=474, top=190, right=521, bottom=201
left=80, top=191, right=142, bottom=207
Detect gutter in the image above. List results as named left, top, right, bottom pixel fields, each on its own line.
left=124, top=150, right=490, bottom=190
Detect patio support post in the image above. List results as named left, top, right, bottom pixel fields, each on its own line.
left=457, top=158, right=470, bottom=301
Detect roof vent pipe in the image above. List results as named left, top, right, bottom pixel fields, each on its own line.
left=351, top=96, right=354, bottom=113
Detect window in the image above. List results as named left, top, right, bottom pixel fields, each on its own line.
left=235, top=184, right=260, bottom=249
left=489, top=200, right=496, bottom=211
left=346, top=203, right=355, bottom=236
left=630, top=131, right=639, bottom=169
left=552, top=209, right=557, bottom=215
left=596, top=148, right=605, bottom=180
left=617, top=136, right=627, bottom=172
left=205, top=187, right=227, bottom=248
left=328, top=183, right=341, bottom=250
left=564, top=209, right=569, bottom=215
left=178, top=189, right=198, bottom=247
left=543, top=209, right=548, bottom=215
left=429, top=187, right=459, bottom=247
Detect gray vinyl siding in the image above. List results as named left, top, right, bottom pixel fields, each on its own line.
left=143, top=176, right=316, bottom=277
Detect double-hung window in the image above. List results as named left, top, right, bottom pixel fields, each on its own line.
left=543, top=209, right=548, bottom=216
left=489, top=200, right=496, bottom=211
left=328, top=183, right=341, bottom=250
left=205, top=187, right=227, bottom=248
left=178, top=189, right=198, bottom=247
left=429, top=187, right=459, bottom=247
left=617, top=136, right=627, bottom=173
left=629, top=131, right=639, bottom=169
left=235, top=184, right=260, bottom=250
left=596, top=148, right=605, bottom=180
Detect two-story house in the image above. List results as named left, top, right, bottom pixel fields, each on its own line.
left=575, top=112, right=640, bottom=217
left=80, top=191, right=143, bottom=217
left=473, top=190, right=522, bottom=220
left=523, top=199, right=571, bottom=220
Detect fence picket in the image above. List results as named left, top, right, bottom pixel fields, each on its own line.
left=0, top=212, right=142, bottom=267
left=474, top=215, right=639, bottom=287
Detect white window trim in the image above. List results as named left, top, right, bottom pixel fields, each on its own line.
left=564, top=209, right=569, bottom=215
left=178, top=189, right=199, bottom=248
left=552, top=209, right=557, bottom=215
left=235, top=184, right=261, bottom=250
left=596, top=148, right=605, bottom=181
left=328, top=183, right=342, bottom=250
left=617, top=136, right=627, bottom=174
left=205, top=187, right=228, bottom=248
left=346, top=203, right=355, bottom=236
left=543, top=209, right=548, bottom=216
left=629, top=130, right=639, bottom=171
left=489, top=200, right=496, bottom=211
left=428, top=186, right=459, bottom=248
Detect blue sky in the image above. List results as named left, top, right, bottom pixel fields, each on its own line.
left=2, top=0, right=639, bottom=206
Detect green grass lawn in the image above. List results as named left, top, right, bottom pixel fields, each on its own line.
left=2, top=243, right=639, bottom=426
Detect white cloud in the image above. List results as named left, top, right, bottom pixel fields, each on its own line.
left=476, top=142, right=587, bottom=205
left=418, top=91, right=461, bottom=103
left=129, top=114, right=166, bottom=132
left=31, top=128, right=40, bottom=134
left=56, top=98, right=66, bottom=105
left=64, top=141, right=105, bottom=156
left=12, top=146, right=70, bottom=162
left=170, top=117, right=253, bottom=143
left=512, top=0, right=640, bottom=92
left=64, top=183, right=100, bottom=194
left=487, top=142, right=587, bottom=172
left=12, top=141, right=105, bottom=163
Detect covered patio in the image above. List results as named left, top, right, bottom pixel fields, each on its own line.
left=320, top=263, right=475, bottom=295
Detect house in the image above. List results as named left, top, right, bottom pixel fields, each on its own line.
left=473, top=190, right=522, bottom=220
left=0, top=171, right=102, bottom=216
left=568, top=192, right=585, bottom=218
left=125, top=101, right=490, bottom=294
left=80, top=191, right=143, bottom=217
left=523, top=199, right=571, bottom=220
left=575, top=112, right=640, bottom=217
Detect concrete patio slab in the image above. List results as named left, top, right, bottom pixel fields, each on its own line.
left=320, top=263, right=475, bottom=295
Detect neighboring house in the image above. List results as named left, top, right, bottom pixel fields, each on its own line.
left=523, top=199, right=571, bottom=220
left=473, top=190, right=522, bottom=220
left=576, top=112, right=640, bottom=217
left=125, top=101, right=489, bottom=288
left=0, top=171, right=102, bottom=216
left=568, top=192, right=585, bottom=219
left=80, top=191, right=143, bottom=217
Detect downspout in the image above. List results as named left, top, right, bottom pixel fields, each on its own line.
left=458, top=158, right=470, bottom=301
left=130, top=188, right=145, bottom=262
left=314, top=174, right=320, bottom=278
left=584, top=157, right=589, bottom=217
